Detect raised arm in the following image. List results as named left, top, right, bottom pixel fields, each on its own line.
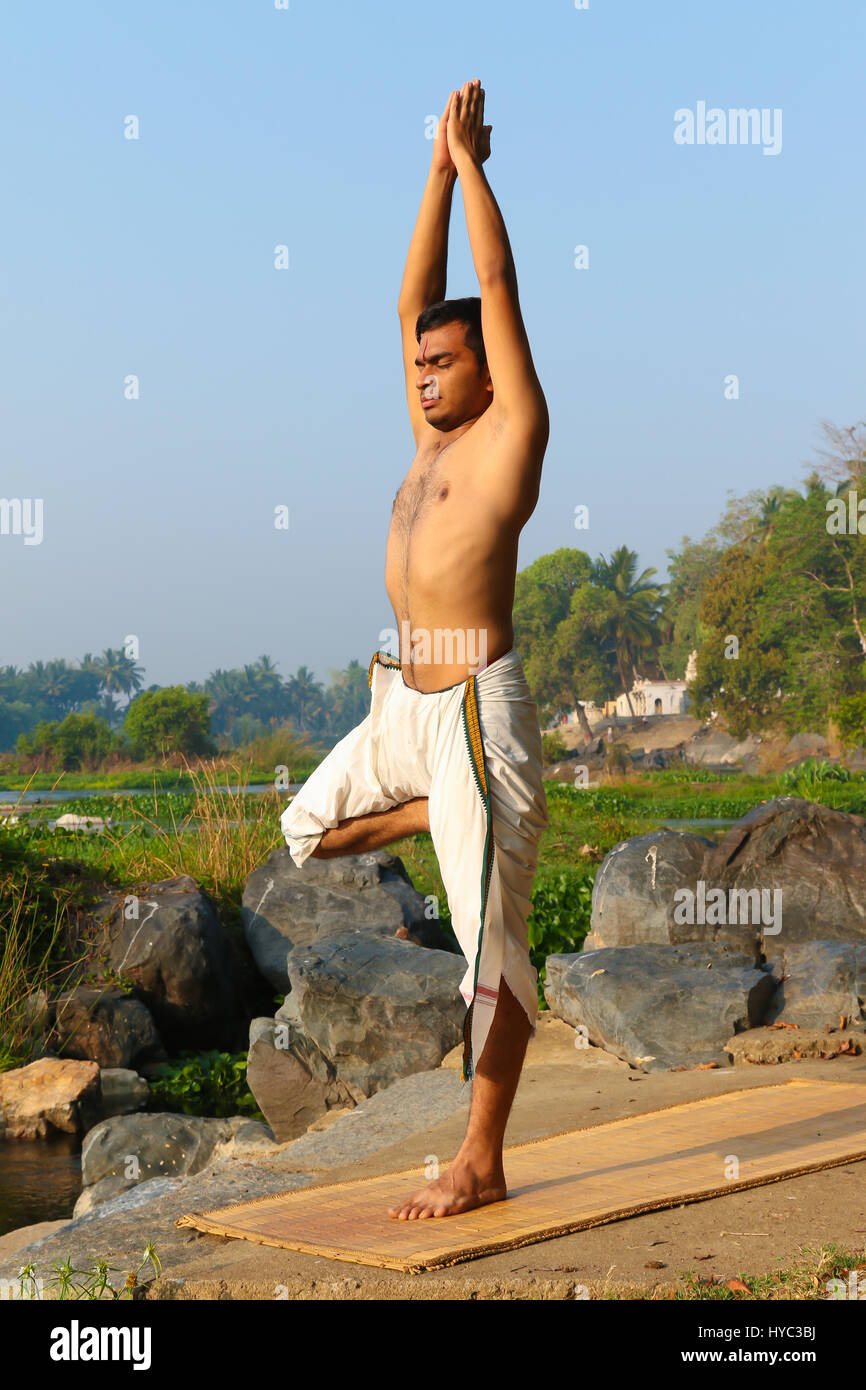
left=397, top=95, right=459, bottom=445
left=448, top=83, right=548, bottom=514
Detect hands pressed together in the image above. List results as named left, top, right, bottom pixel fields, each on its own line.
left=431, top=78, right=492, bottom=173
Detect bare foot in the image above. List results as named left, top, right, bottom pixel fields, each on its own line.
left=387, top=1158, right=506, bottom=1219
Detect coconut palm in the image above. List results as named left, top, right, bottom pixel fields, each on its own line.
left=285, top=666, right=324, bottom=733
left=590, top=547, right=665, bottom=719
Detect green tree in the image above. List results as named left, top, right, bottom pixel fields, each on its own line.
left=124, top=687, right=214, bottom=759
left=657, top=536, right=724, bottom=680
left=285, top=666, right=324, bottom=733
left=690, top=544, right=786, bottom=737
left=16, top=711, right=120, bottom=770
left=590, top=547, right=665, bottom=719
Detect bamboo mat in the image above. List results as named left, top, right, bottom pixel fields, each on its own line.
left=175, top=1078, right=866, bottom=1272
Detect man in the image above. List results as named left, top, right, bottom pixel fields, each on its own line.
left=281, top=80, right=549, bottom=1219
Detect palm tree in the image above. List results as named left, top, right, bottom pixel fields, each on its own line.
left=204, top=669, right=245, bottom=739
left=591, top=547, right=664, bottom=719
left=745, top=487, right=798, bottom=550
left=94, top=648, right=145, bottom=703
left=26, top=658, right=80, bottom=719
left=285, top=666, right=324, bottom=733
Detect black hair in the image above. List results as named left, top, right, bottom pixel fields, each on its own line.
left=415, top=297, right=487, bottom=372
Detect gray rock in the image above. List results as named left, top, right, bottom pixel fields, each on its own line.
left=71, top=1175, right=189, bottom=1223
left=225, top=1119, right=278, bottom=1151
left=242, top=847, right=451, bottom=993
left=73, top=1174, right=136, bottom=1218
left=783, top=733, right=831, bottom=760
left=107, top=875, right=243, bottom=1051
left=684, top=727, right=763, bottom=769
left=0, top=1162, right=316, bottom=1293
left=245, top=1016, right=357, bottom=1143
left=97, top=1068, right=151, bottom=1119
left=701, top=798, right=866, bottom=945
left=545, top=943, right=776, bottom=1072
left=286, top=930, right=465, bottom=1096
left=80, top=1112, right=234, bottom=1188
left=586, top=828, right=715, bottom=950
left=725, top=1025, right=865, bottom=1065
left=274, top=1069, right=470, bottom=1170
left=50, top=988, right=166, bottom=1069
left=763, top=941, right=866, bottom=1030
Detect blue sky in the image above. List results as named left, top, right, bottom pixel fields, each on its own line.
left=2, top=0, right=864, bottom=687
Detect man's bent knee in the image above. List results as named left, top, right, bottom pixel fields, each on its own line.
left=310, top=799, right=430, bottom=858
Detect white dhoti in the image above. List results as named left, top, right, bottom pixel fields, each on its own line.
left=279, top=648, right=549, bottom=1083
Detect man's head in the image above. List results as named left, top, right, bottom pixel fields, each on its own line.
left=414, top=297, right=492, bottom=430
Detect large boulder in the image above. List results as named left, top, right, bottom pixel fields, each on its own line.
left=73, top=1113, right=278, bottom=1216
left=107, top=875, right=244, bottom=1051
left=0, top=1059, right=101, bottom=1139
left=245, top=1016, right=357, bottom=1142
left=585, top=828, right=715, bottom=950
left=284, top=929, right=465, bottom=1097
left=588, top=799, right=866, bottom=954
left=544, top=943, right=776, bottom=1072
left=242, top=847, right=450, bottom=993
left=49, top=987, right=166, bottom=1069
left=762, top=941, right=866, bottom=1030
left=699, top=798, right=866, bottom=945
left=81, top=1112, right=234, bottom=1189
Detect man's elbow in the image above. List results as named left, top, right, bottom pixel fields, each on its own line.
left=477, top=264, right=513, bottom=290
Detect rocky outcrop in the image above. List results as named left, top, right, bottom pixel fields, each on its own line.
left=585, top=828, right=715, bottom=951
left=72, top=1113, right=278, bottom=1216
left=545, top=943, right=775, bottom=1072
left=245, top=1016, right=357, bottom=1143
left=242, top=848, right=451, bottom=993
left=762, top=941, right=866, bottom=1030
left=724, top=1025, right=863, bottom=1065
left=700, top=798, right=866, bottom=945
left=81, top=1112, right=235, bottom=1189
left=0, top=1059, right=102, bottom=1139
left=281, top=929, right=465, bottom=1097
left=270, top=1068, right=470, bottom=1171
left=588, top=799, right=866, bottom=953
left=49, top=988, right=166, bottom=1070
left=106, top=875, right=244, bottom=1051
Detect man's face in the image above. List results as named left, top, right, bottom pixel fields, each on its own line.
left=414, top=321, right=492, bottom=431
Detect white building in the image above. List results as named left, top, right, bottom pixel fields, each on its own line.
left=614, top=678, right=690, bottom=718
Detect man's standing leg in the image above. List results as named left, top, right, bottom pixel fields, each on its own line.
left=387, top=969, right=530, bottom=1219
left=388, top=673, right=545, bottom=1219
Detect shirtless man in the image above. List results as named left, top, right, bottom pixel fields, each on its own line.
left=280, top=79, right=549, bottom=1219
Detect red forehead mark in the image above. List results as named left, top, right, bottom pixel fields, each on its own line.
left=420, top=335, right=429, bottom=362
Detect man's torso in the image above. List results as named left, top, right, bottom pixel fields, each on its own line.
left=384, top=412, right=533, bottom=692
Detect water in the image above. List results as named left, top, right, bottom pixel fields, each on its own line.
left=660, top=817, right=737, bottom=838
left=0, top=784, right=296, bottom=803
left=0, top=1137, right=81, bottom=1238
